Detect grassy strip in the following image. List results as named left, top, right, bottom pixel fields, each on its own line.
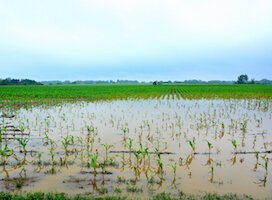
left=0, top=192, right=254, bottom=200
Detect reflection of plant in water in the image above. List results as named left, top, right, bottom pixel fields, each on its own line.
left=205, top=155, right=213, bottom=166
left=156, top=158, right=163, bottom=176
left=229, top=155, right=237, bottom=166
left=253, top=153, right=259, bottom=172
left=252, top=135, right=257, bottom=150
left=171, top=162, right=177, bottom=185
left=180, top=154, right=194, bottom=170
left=209, top=166, right=214, bottom=183
left=259, top=155, right=269, bottom=174
left=132, top=149, right=141, bottom=178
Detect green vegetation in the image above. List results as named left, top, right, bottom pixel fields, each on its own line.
left=0, top=192, right=253, bottom=200
left=0, top=84, right=271, bottom=107
left=0, top=78, right=42, bottom=85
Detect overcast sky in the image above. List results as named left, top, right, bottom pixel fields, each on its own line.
left=1, top=0, right=272, bottom=81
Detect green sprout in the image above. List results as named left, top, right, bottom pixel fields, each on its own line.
left=88, top=153, right=99, bottom=176
left=187, top=138, right=196, bottom=152
left=231, top=139, right=237, bottom=152
left=61, top=136, right=70, bottom=156
left=206, top=140, right=213, bottom=154
left=102, top=143, right=114, bottom=162
left=156, top=158, right=163, bottom=175
left=0, top=144, right=13, bottom=165
left=16, top=138, right=29, bottom=155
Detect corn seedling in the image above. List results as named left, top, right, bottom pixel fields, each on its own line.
left=0, top=144, right=13, bottom=164
left=61, top=136, right=70, bottom=156
left=187, top=138, right=196, bottom=153
left=231, top=139, right=237, bottom=153
left=102, top=143, right=113, bottom=162
left=206, top=140, right=213, bottom=154
left=16, top=137, right=29, bottom=155
left=88, top=153, right=99, bottom=176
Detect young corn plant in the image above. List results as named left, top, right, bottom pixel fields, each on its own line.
left=156, top=158, right=163, bottom=175
left=88, top=153, right=99, bottom=176
left=102, top=143, right=114, bottom=162
left=127, top=138, right=133, bottom=152
left=16, top=138, right=29, bottom=155
left=259, top=156, right=269, bottom=175
left=0, top=144, right=13, bottom=165
left=49, top=139, right=56, bottom=165
left=187, top=138, right=196, bottom=153
left=133, top=149, right=141, bottom=168
left=61, top=136, right=70, bottom=156
left=231, top=139, right=237, bottom=153
left=206, top=140, right=213, bottom=154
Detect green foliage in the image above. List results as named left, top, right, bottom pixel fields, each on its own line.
left=231, top=139, right=237, bottom=151
left=0, top=85, right=272, bottom=108
left=88, top=153, right=99, bottom=175
left=0, top=191, right=254, bottom=200
left=236, top=74, right=249, bottom=84
left=0, top=78, right=42, bottom=85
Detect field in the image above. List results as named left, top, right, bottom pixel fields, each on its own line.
left=0, top=84, right=272, bottom=199
left=0, top=84, right=272, bottom=103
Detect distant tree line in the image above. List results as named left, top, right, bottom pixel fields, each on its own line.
left=235, top=74, right=272, bottom=85
left=0, top=78, right=43, bottom=85
left=1, top=76, right=271, bottom=86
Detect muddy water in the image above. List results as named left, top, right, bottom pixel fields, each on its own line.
left=0, top=98, right=272, bottom=198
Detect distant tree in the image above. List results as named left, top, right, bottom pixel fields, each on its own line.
left=236, top=74, right=249, bottom=84
left=250, top=79, right=255, bottom=84
left=0, top=78, right=43, bottom=85
left=153, top=81, right=158, bottom=85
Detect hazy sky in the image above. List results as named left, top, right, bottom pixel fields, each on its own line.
left=1, top=0, right=272, bottom=81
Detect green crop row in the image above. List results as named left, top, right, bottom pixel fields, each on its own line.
left=0, top=84, right=271, bottom=106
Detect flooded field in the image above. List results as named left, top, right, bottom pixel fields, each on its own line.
left=0, top=98, right=272, bottom=199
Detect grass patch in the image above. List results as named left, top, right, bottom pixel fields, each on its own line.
left=0, top=192, right=254, bottom=200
